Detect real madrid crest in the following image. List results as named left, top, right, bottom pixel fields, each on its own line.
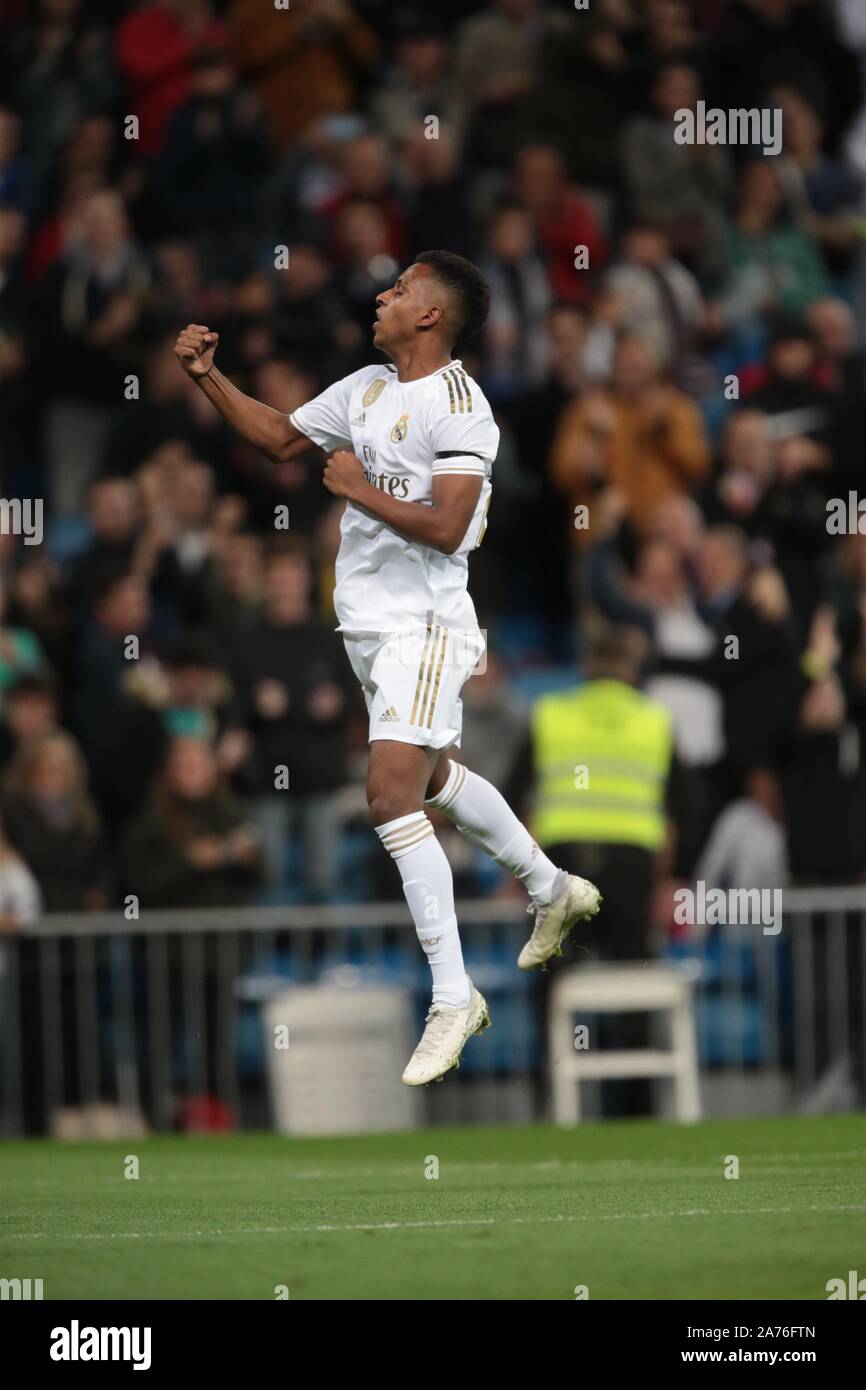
left=362, top=379, right=387, bottom=408
left=390, top=413, right=410, bottom=444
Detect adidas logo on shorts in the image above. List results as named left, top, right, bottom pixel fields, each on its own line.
left=379, top=706, right=400, bottom=723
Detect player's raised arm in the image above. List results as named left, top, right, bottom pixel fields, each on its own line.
left=174, top=324, right=313, bottom=463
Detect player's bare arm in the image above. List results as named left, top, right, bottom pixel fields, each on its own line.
left=174, top=323, right=312, bottom=463
left=322, top=449, right=483, bottom=554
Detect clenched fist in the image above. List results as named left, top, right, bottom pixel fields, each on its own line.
left=175, top=323, right=219, bottom=379
left=323, top=449, right=365, bottom=501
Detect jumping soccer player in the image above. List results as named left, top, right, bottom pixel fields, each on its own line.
left=174, top=250, right=600, bottom=1085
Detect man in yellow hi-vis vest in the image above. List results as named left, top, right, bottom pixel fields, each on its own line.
left=528, top=623, right=676, bottom=1114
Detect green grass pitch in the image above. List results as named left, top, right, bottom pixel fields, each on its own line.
left=1, top=1114, right=864, bottom=1299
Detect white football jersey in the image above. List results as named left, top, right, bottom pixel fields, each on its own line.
left=289, top=360, right=499, bottom=636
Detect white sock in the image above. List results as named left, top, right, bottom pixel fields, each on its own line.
left=426, top=762, right=563, bottom=903
left=376, top=811, right=471, bottom=1008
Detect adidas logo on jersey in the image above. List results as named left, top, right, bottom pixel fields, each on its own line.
left=379, top=706, right=400, bottom=723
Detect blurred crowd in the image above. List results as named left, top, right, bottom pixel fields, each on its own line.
left=1, top=0, right=866, bottom=920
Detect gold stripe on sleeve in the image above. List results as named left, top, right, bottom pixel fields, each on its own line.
left=449, top=370, right=466, bottom=414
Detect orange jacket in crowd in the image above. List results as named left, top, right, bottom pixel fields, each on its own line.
left=549, top=386, right=711, bottom=543
left=229, top=0, right=380, bottom=150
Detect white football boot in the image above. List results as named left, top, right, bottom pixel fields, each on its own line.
left=517, top=873, right=601, bottom=970
left=402, top=980, right=491, bottom=1086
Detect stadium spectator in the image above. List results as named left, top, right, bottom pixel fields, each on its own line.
left=479, top=198, right=552, bottom=396
left=715, top=0, right=862, bottom=154
left=696, top=525, right=800, bottom=786
left=229, top=0, right=380, bottom=151
left=454, top=0, right=574, bottom=168
left=549, top=333, right=711, bottom=552
left=0, top=103, right=31, bottom=213
left=2, top=730, right=108, bottom=911
left=619, top=62, right=732, bottom=284
left=75, top=471, right=186, bottom=613
left=0, top=204, right=34, bottom=485
left=268, top=238, right=359, bottom=375
left=229, top=540, right=354, bottom=902
left=398, top=121, right=474, bottom=263
left=586, top=490, right=723, bottom=774
left=101, top=333, right=227, bottom=480
left=775, top=84, right=864, bottom=277
left=114, top=0, right=231, bottom=157
left=701, top=408, right=778, bottom=535
left=122, top=734, right=263, bottom=908
left=146, top=43, right=272, bottom=241
left=320, top=129, right=408, bottom=259
left=743, top=317, right=833, bottom=451
left=714, top=159, right=829, bottom=336
left=528, top=0, right=637, bottom=190
left=41, top=190, right=151, bottom=513
left=512, top=142, right=607, bottom=304
left=71, top=569, right=162, bottom=785
left=593, top=224, right=708, bottom=388
left=0, top=570, right=47, bottom=702
left=372, top=13, right=465, bottom=151
left=0, top=815, right=41, bottom=928
left=332, top=197, right=402, bottom=336
left=92, top=628, right=249, bottom=830
left=807, top=295, right=859, bottom=391
left=198, top=528, right=263, bottom=641
left=694, top=767, right=789, bottom=914
left=779, top=642, right=866, bottom=884
left=0, top=673, right=61, bottom=768
left=8, top=0, right=118, bottom=177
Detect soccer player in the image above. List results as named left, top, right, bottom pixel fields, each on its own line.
left=174, top=250, right=600, bottom=1084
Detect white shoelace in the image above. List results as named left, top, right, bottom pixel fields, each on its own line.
left=415, top=1005, right=459, bottom=1057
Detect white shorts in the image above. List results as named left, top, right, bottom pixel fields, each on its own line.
left=343, top=623, right=486, bottom=750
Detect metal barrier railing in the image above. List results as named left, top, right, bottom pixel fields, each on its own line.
left=1, top=889, right=864, bottom=1135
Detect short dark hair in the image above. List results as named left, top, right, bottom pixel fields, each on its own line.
left=7, top=673, right=58, bottom=704
left=264, top=534, right=312, bottom=566
left=582, top=622, right=649, bottom=683
left=164, top=630, right=220, bottom=672
left=93, top=567, right=138, bottom=605
left=414, top=250, right=490, bottom=349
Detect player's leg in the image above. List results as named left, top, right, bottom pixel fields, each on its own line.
left=368, top=738, right=490, bottom=1084
left=425, top=752, right=601, bottom=968
left=369, top=738, right=469, bottom=1010
left=425, top=752, right=562, bottom=900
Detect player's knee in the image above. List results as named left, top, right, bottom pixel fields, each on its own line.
left=367, top=779, right=418, bottom=827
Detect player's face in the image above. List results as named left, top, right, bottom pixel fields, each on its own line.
left=372, top=263, right=437, bottom=355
